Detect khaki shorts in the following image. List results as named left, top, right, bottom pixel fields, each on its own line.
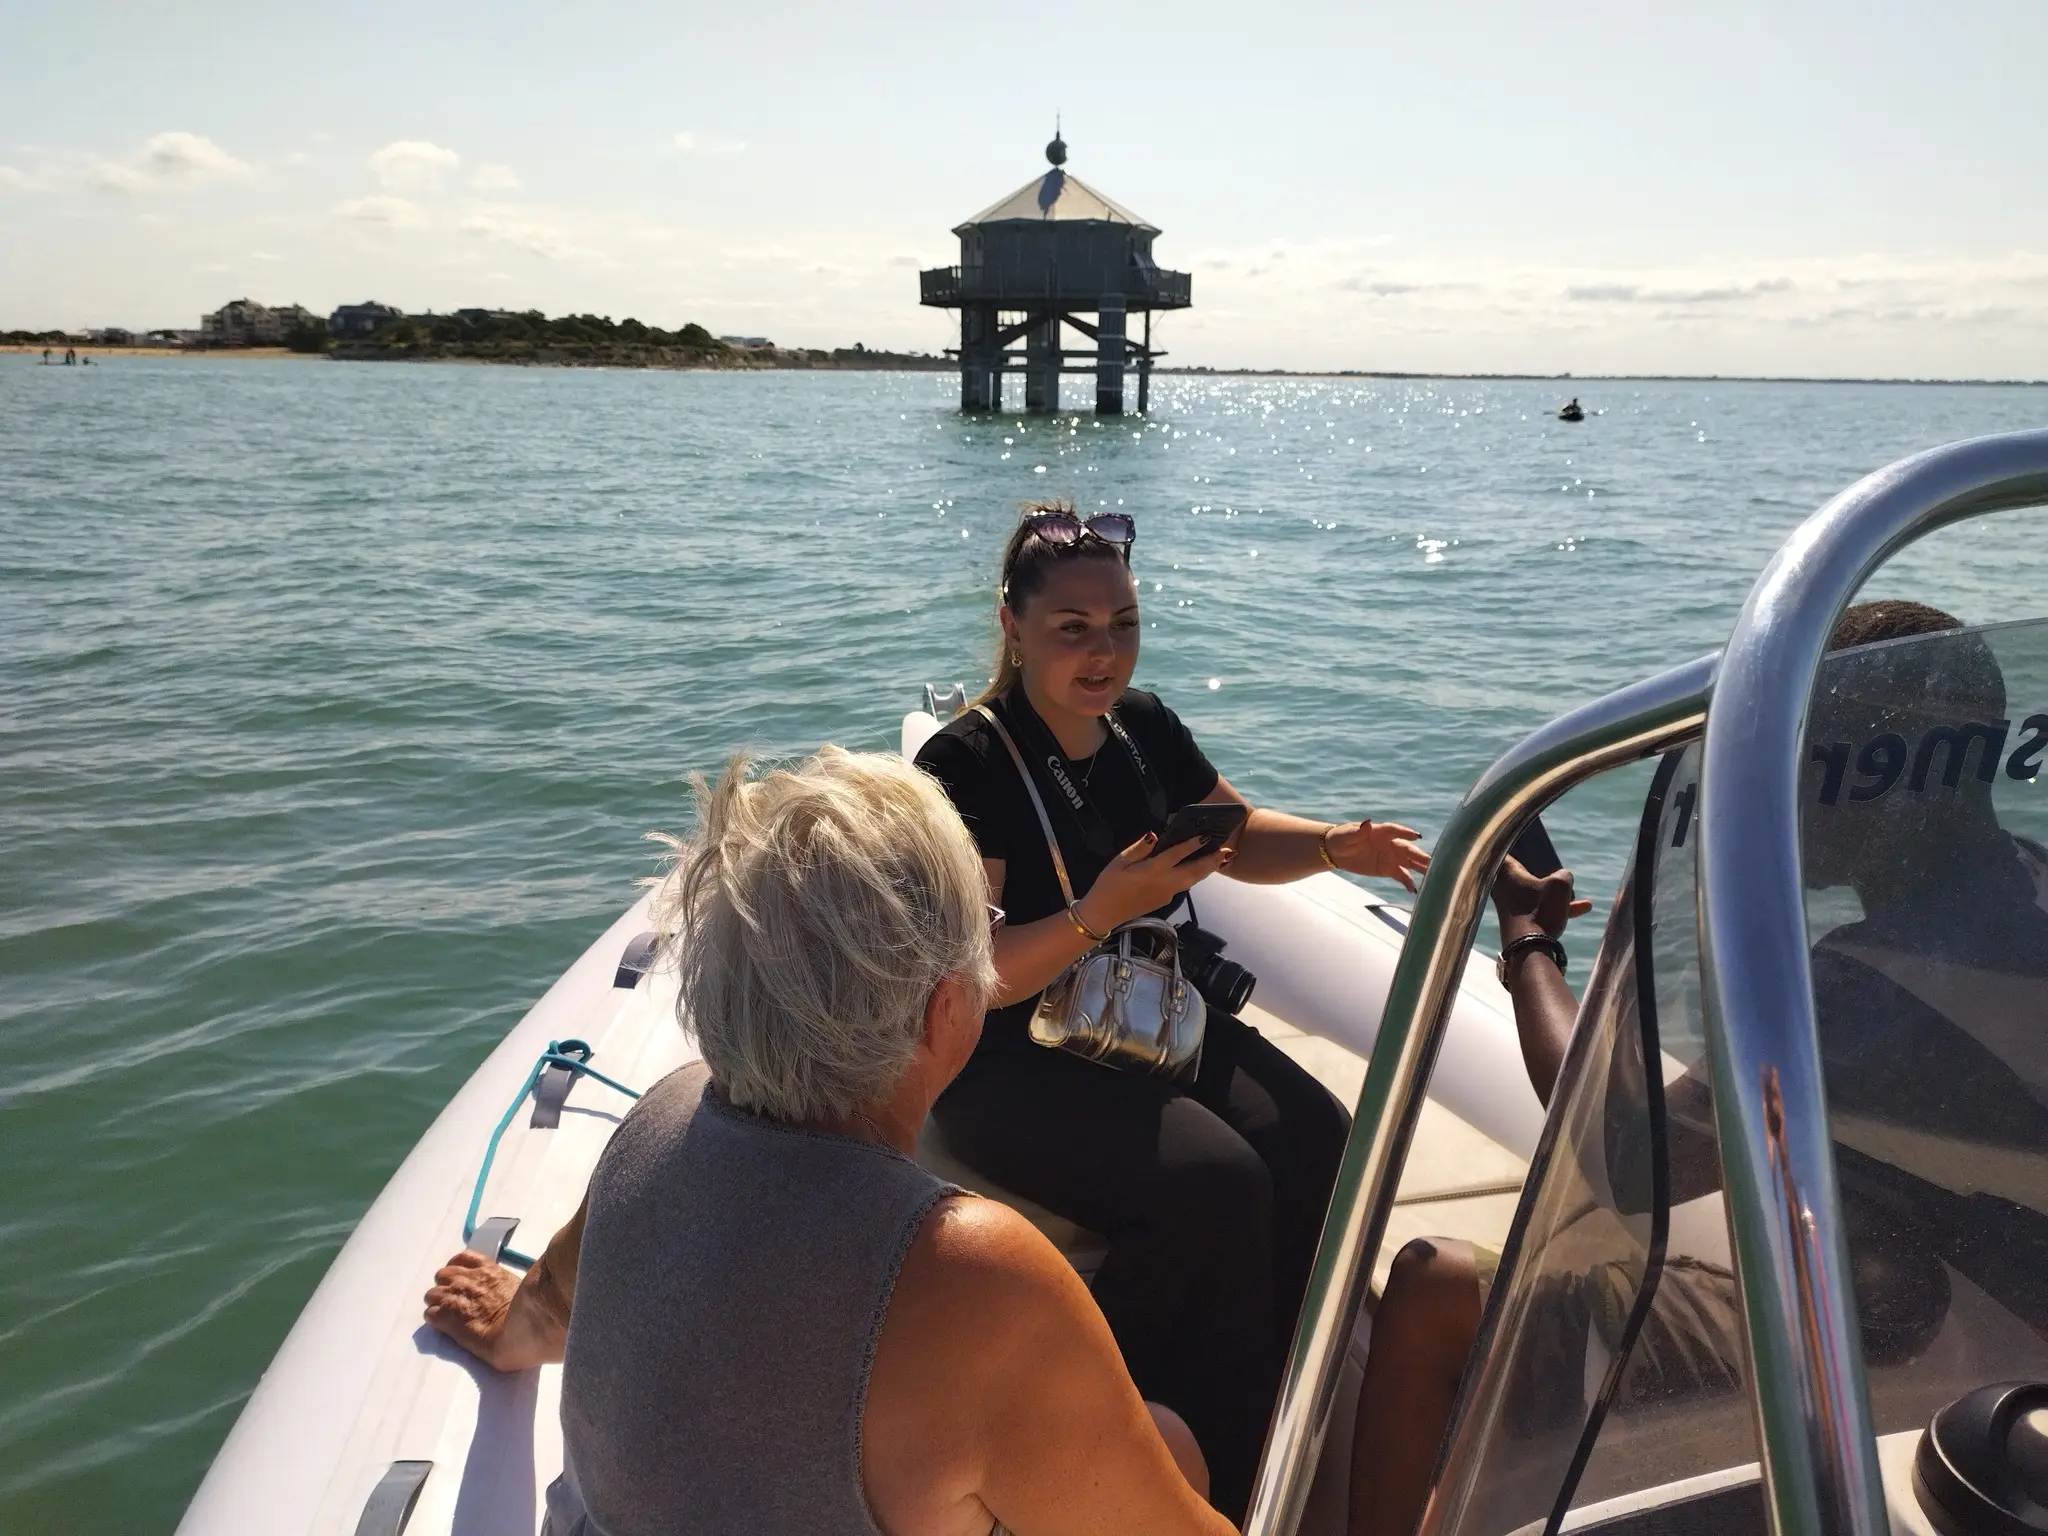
left=1450, top=1237, right=1746, bottom=1408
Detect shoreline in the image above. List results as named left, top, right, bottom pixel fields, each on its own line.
left=0, top=344, right=314, bottom=359
left=1156, top=367, right=2048, bottom=388
left=5, top=344, right=2040, bottom=387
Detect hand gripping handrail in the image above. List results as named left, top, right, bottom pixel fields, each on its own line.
left=1697, top=428, right=2048, bottom=1536
left=1243, top=652, right=1716, bottom=1535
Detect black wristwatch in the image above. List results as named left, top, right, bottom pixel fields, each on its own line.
left=1496, top=931, right=1567, bottom=986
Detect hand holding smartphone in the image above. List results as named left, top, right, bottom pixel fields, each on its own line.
left=1150, top=802, right=1250, bottom=860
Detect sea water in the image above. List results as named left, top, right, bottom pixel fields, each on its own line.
left=2, top=356, right=2044, bottom=1529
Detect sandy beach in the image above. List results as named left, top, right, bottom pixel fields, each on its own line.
left=0, top=345, right=316, bottom=359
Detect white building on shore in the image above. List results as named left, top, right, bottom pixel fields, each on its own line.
left=199, top=299, right=322, bottom=346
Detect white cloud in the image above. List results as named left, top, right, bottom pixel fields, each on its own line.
left=458, top=206, right=606, bottom=264
left=251, top=250, right=283, bottom=262
left=1565, top=276, right=1795, bottom=304
left=0, top=165, right=27, bottom=192
left=673, top=130, right=746, bottom=154
left=368, top=140, right=460, bottom=190
left=332, top=195, right=425, bottom=227
left=87, top=131, right=254, bottom=194
left=471, top=163, right=521, bottom=191
left=1166, top=238, right=2048, bottom=373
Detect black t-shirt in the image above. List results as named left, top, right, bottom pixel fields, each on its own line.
left=915, top=687, right=1220, bottom=1053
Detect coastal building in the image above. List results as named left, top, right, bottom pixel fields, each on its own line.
left=718, top=335, right=773, bottom=350
left=919, top=128, right=1190, bottom=414
left=200, top=300, right=320, bottom=346
left=329, top=301, right=402, bottom=337
left=201, top=299, right=271, bottom=346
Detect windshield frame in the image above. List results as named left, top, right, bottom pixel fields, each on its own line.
left=1242, top=657, right=1713, bottom=1535
left=1698, top=428, right=2048, bottom=1536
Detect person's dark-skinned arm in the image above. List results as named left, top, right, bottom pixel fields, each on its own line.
left=1494, top=856, right=1724, bottom=1198
left=1492, top=855, right=1591, bottom=1106
left=423, top=1197, right=587, bottom=1371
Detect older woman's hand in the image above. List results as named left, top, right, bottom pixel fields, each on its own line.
left=1325, top=820, right=1431, bottom=893
left=424, top=1249, right=560, bottom=1372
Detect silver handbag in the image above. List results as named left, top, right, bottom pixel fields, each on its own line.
left=974, top=706, right=1206, bottom=1080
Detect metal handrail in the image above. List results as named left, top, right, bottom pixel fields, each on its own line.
left=1243, top=653, right=1716, bottom=1535
left=1697, top=427, right=2048, bottom=1536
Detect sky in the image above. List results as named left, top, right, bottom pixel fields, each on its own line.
left=3, top=0, right=2045, bottom=378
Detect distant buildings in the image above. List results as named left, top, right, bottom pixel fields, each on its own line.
left=200, top=299, right=322, bottom=346
left=329, top=301, right=403, bottom=337
left=719, top=335, right=773, bottom=349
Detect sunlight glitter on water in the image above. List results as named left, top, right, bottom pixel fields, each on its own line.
left=3, top=358, right=2048, bottom=1527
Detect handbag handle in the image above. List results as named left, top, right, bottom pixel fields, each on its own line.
left=974, top=705, right=1082, bottom=910
left=1113, top=917, right=1181, bottom=956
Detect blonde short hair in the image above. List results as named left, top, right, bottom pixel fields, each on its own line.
left=653, top=747, right=997, bottom=1123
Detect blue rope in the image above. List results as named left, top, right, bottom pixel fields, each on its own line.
left=464, top=1037, right=643, bottom=1269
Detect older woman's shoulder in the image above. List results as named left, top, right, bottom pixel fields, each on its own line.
left=883, top=1192, right=1095, bottom=1366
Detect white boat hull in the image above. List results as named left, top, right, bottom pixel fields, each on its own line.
left=180, top=718, right=1541, bottom=1534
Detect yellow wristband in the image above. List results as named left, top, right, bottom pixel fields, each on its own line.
left=1318, top=825, right=1341, bottom=870
left=1067, top=902, right=1111, bottom=943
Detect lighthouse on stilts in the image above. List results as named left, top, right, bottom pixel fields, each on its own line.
left=919, top=127, right=1191, bottom=414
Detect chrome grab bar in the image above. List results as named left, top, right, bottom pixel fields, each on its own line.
left=1698, top=428, right=2048, bottom=1536
left=1243, top=653, right=1715, bottom=1535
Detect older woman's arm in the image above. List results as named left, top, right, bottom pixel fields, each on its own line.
left=866, top=1196, right=1236, bottom=1535
left=423, top=1198, right=586, bottom=1372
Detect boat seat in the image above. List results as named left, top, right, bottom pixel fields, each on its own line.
left=916, top=1117, right=1110, bottom=1283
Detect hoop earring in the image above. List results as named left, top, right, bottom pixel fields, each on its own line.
left=1010, top=652, right=1023, bottom=667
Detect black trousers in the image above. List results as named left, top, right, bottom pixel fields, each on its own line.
left=932, top=1008, right=1351, bottom=1520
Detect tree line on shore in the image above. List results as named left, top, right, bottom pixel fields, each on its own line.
left=339, top=310, right=735, bottom=357
left=8, top=309, right=950, bottom=370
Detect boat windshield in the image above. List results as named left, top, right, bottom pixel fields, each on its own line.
left=1426, top=615, right=2048, bottom=1535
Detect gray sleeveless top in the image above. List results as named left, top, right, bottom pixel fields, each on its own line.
left=549, top=1061, right=957, bottom=1536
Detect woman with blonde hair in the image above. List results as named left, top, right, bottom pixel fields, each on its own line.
left=423, top=747, right=1233, bottom=1535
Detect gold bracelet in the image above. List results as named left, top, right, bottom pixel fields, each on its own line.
left=1067, top=902, right=1111, bottom=943
left=1318, top=824, right=1341, bottom=870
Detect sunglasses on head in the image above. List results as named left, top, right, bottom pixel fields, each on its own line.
left=1021, top=510, right=1136, bottom=552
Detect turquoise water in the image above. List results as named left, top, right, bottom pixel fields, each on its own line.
left=2, top=356, right=2044, bottom=1529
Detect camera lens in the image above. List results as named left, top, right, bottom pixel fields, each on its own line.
left=1200, top=956, right=1255, bottom=1015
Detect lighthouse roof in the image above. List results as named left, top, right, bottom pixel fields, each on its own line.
left=955, top=168, right=1159, bottom=235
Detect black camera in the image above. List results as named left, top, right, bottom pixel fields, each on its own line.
left=1175, top=921, right=1256, bottom=1015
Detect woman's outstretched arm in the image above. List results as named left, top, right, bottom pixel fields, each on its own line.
left=1200, top=778, right=1432, bottom=891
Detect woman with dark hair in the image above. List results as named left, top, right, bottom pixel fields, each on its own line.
left=915, top=501, right=1430, bottom=1518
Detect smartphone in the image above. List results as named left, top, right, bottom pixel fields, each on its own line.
left=1507, top=816, right=1563, bottom=879
left=1151, top=802, right=1250, bottom=859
